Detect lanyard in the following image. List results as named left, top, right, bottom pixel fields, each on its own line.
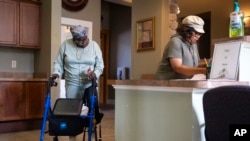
left=189, top=47, right=196, bottom=67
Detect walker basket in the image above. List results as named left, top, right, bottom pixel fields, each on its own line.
left=48, top=98, right=86, bottom=136
left=48, top=116, right=86, bottom=136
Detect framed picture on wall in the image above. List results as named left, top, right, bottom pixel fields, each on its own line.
left=136, top=17, right=155, bottom=52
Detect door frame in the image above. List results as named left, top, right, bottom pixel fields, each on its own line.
left=100, top=29, right=110, bottom=104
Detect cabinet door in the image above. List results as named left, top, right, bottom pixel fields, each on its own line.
left=0, top=0, right=18, bottom=46
left=0, top=82, right=24, bottom=121
left=19, top=2, right=40, bottom=47
left=25, top=82, right=46, bottom=119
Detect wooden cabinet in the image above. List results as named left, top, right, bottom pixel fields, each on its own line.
left=19, top=2, right=40, bottom=47
left=0, top=0, right=18, bottom=45
left=0, top=81, right=47, bottom=121
left=0, top=0, right=40, bottom=48
left=0, top=82, right=24, bottom=121
left=25, top=82, right=46, bottom=119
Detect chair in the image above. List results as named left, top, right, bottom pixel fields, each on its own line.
left=203, top=85, right=250, bottom=141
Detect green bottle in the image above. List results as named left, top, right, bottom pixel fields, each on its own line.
left=229, top=0, right=244, bottom=37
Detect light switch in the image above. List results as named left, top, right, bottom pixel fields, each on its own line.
left=11, top=60, right=16, bottom=68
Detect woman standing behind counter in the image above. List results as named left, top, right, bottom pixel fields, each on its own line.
left=155, top=15, right=207, bottom=80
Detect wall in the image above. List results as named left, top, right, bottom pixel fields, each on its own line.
left=101, top=1, right=110, bottom=30
left=2, top=0, right=249, bottom=80
left=62, top=1, right=101, bottom=44
left=0, top=0, right=101, bottom=75
left=34, top=0, right=61, bottom=75
left=178, top=0, right=250, bottom=40
left=34, top=0, right=101, bottom=105
left=36, top=0, right=101, bottom=73
left=109, top=3, right=132, bottom=79
left=130, top=0, right=250, bottom=79
left=131, top=0, right=169, bottom=79
left=35, top=0, right=101, bottom=74
left=102, top=0, right=172, bottom=80
left=101, top=1, right=132, bottom=79
left=33, top=0, right=61, bottom=105
left=0, top=0, right=60, bottom=74
left=0, top=48, right=34, bottom=72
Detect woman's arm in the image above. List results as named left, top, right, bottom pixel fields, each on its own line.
left=170, top=57, right=206, bottom=76
left=52, top=41, right=66, bottom=78
left=93, top=41, right=104, bottom=79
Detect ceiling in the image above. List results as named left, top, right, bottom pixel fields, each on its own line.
left=103, top=0, right=132, bottom=7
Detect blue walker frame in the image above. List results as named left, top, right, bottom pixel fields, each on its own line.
left=39, top=76, right=97, bottom=141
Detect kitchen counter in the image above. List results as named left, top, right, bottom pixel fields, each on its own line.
left=0, top=72, right=48, bottom=81
left=110, top=79, right=249, bottom=141
left=0, top=78, right=48, bottom=81
left=108, top=79, right=249, bottom=88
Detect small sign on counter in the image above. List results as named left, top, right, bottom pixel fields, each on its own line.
left=210, top=41, right=250, bottom=81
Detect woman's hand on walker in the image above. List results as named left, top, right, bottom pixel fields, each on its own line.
left=52, top=73, right=59, bottom=79
left=87, top=68, right=96, bottom=80
left=88, top=71, right=96, bottom=80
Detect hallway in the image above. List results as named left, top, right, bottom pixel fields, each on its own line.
left=0, top=105, right=114, bottom=141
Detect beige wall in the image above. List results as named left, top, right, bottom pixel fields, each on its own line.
left=35, top=0, right=101, bottom=74
left=131, top=0, right=170, bottom=79
left=35, top=0, right=61, bottom=74
left=36, top=0, right=250, bottom=80
left=131, top=0, right=250, bottom=79
left=34, top=0, right=101, bottom=104
left=62, top=1, right=101, bottom=44
left=178, top=0, right=250, bottom=39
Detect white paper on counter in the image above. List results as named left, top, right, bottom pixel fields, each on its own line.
left=210, top=41, right=241, bottom=80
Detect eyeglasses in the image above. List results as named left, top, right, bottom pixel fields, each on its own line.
left=193, top=31, right=202, bottom=37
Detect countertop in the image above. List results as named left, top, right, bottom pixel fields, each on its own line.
left=0, top=72, right=48, bottom=81
left=0, top=78, right=48, bottom=81
left=107, top=79, right=249, bottom=89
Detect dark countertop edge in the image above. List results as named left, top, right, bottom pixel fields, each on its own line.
left=108, top=79, right=249, bottom=89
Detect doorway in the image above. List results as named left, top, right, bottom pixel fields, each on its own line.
left=197, top=12, right=211, bottom=59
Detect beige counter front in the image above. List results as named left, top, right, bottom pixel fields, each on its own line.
left=110, top=79, right=249, bottom=141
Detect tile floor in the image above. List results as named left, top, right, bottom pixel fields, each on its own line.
left=0, top=105, right=114, bottom=141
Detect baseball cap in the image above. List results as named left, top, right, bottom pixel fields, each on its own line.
left=182, top=15, right=205, bottom=33
left=70, top=25, right=87, bottom=38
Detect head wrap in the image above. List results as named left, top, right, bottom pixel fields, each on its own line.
left=70, top=25, right=87, bottom=38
